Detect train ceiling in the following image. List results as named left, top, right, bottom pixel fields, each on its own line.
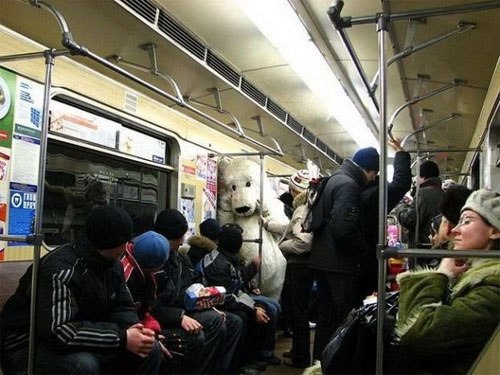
left=1, top=0, right=499, bottom=177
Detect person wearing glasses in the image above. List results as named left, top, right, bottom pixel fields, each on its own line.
left=429, top=185, right=473, bottom=252
left=395, top=189, right=500, bottom=374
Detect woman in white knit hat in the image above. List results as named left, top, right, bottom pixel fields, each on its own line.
left=394, top=189, right=500, bottom=374
left=263, top=169, right=315, bottom=368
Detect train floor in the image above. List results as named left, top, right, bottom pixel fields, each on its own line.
left=264, top=329, right=315, bottom=375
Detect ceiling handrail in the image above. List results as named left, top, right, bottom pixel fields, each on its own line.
left=107, top=51, right=184, bottom=104
left=28, top=1, right=283, bottom=156
left=388, top=79, right=465, bottom=139
left=184, top=88, right=244, bottom=136
left=370, top=22, right=475, bottom=93
left=401, top=113, right=461, bottom=148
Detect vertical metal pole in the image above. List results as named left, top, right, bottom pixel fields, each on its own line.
left=376, top=16, right=389, bottom=375
left=27, top=49, right=55, bottom=374
left=414, top=155, right=422, bottom=247
left=258, top=153, right=265, bottom=289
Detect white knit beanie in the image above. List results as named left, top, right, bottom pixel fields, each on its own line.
left=289, top=169, right=310, bottom=192
left=461, top=189, right=500, bottom=231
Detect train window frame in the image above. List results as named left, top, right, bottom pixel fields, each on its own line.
left=43, top=96, right=176, bottom=245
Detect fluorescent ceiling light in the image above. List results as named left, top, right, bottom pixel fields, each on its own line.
left=236, top=0, right=378, bottom=150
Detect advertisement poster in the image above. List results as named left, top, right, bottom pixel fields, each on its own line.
left=202, top=189, right=216, bottom=220
left=181, top=157, right=196, bottom=180
left=0, top=202, right=6, bottom=260
left=0, top=68, right=16, bottom=148
left=203, top=157, right=217, bottom=220
left=10, top=134, right=40, bottom=186
left=0, top=149, right=11, bottom=205
left=181, top=198, right=196, bottom=238
left=50, top=100, right=120, bottom=149
left=206, top=157, right=217, bottom=195
left=13, top=77, right=43, bottom=139
left=119, top=127, right=166, bottom=164
left=8, top=183, right=37, bottom=246
left=196, top=154, right=207, bottom=180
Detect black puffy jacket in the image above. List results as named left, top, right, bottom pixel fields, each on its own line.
left=153, top=251, right=202, bottom=327
left=309, top=159, right=367, bottom=274
left=200, top=247, right=259, bottom=315
left=1, top=237, right=138, bottom=354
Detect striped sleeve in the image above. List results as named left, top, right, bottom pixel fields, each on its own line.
left=37, top=259, right=123, bottom=352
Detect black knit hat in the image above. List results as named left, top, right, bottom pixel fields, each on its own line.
left=154, top=209, right=188, bottom=240
left=352, top=147, right=380, bottom=172
left=419, top=160, right=440, bottom=178
left=85, top=205, right=133, bottom=250
left=200, top=218, right=221, bottom=241
left=440, top=185, right=472, bottom=225
left=218, top=223, right=243, bottom=254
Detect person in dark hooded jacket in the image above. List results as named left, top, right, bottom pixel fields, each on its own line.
left=310, top=147, right=379, bottom=360
left=187, top=218, right=220, bottom=266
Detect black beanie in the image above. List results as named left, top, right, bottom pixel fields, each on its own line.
left=200, top=218, right=221, bottom=241
left=154, top=209, right=188, bottom=240
left=85, top=205, right=133, bottom=250
left=440, top=185, right=473, bottom=225
left=218, top=223, right=243, bottom=254
left=419, top=160, right=440, bottom=178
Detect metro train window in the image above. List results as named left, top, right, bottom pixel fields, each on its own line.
left=42, top=142, right=169, bottom=246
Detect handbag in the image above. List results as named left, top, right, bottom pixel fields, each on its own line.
left=321, top=292, right=399, bottom=374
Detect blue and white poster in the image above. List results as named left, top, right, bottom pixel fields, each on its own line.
left=8, top=183, right=36, bottom=246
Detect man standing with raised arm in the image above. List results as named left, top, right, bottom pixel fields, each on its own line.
left=309, top=146, right=379, bottom=360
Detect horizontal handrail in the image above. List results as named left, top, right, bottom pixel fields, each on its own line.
left=383, top=248, right=500, bottom=259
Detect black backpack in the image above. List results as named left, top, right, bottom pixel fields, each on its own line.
left=301, top=175, right=332, bottom=233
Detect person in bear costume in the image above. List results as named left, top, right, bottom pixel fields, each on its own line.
left=217, top=157, right=288, bottom=300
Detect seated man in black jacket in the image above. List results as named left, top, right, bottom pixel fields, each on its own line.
left=200, top=223, right=281, bottom=368
left=154, top=209, right=244, bottom=374
left=1, top=205, right=163, bottom=374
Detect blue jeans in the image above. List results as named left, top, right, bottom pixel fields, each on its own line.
left=215, top=311, right=243, bottom=373
left=251, top=295, right=280, bottom=357
left=34, top=341, right=163, bottom=374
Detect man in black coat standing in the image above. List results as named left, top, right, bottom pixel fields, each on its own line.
left=360, top=138, right=411, bottom=296
left=397, top=160, right=444, bottom=266
left=309, top=146, right=379, bottom=361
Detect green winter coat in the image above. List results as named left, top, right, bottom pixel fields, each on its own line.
left=396, top=258, right=500, bottom=373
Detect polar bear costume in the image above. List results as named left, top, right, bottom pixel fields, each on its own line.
left=217, top=158, right=288, bottom=300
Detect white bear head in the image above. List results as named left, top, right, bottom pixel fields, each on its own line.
left=223, top=158, right=264, bottom=217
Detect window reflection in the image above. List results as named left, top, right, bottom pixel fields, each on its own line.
left=43, top=143, right=168, bottom=245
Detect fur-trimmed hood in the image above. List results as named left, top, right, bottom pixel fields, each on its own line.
left=396, top=258, right=500, bottom=294
left=451, top=258, right=500, bottom=298
left=187, top=235, right=217, bottom=252
left=293, top=191, right=307, bottom=209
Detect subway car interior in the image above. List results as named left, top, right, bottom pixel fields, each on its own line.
left=0, top=0, right=499, bottom=374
